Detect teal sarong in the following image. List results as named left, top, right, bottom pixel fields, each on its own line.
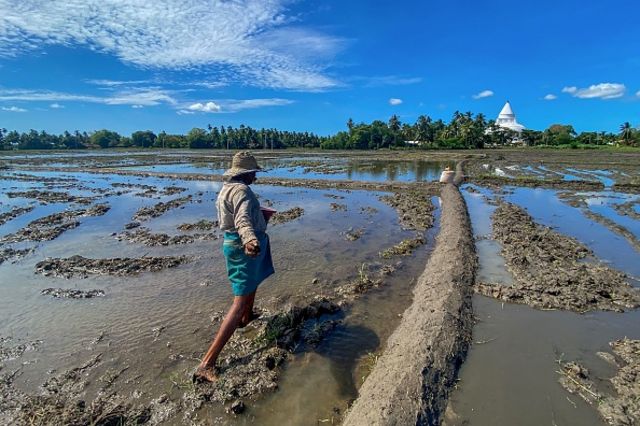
left=223, top=232, right=274, bottom=296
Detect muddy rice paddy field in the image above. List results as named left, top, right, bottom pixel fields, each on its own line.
left=0, top=149, right=639, bottom=425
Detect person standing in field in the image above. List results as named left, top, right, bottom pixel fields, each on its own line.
left=194, top=151, right=275, bottom=383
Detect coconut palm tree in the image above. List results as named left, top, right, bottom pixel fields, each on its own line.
left=619, top=122, right=633, bottom=146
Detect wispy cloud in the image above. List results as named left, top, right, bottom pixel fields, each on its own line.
left=1, top=105, right=27, bottom=112
left=473, top=90, right=494, bottom=99
left=0, top=1, right=342, bottom=91
left=562, top=83, right=626, bottom=99
left=354, top=75, right=423, bottom=87
left=49, top=103, right=64, bottom=108
left=636, top=90, right=640, bottom=98
left=179, top=98, right=294, bottom=114
left=0, top=88, right=176, bottom=106
left=389, top=98, right=403, bottom=106
left=543, top=94, right=557, bottom=101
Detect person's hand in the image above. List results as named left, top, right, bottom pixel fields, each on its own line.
left=244, top=240, right=260, bottom=257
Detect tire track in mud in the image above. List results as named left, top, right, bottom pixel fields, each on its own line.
left=344, top=179, right=476, bottom=425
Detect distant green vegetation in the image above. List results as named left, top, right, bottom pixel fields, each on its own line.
left=1, top=115, right=638, bottom=150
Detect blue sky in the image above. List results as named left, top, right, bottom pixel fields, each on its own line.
left=1, top=0, right=639, bottom=136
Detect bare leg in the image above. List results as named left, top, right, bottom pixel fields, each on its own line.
left=196, top=295, right=250, bottom=380
left=240, top=292, right=256, bottom=325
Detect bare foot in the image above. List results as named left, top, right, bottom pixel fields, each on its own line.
left=192, top=366, right=218, bottom=384
left=238, top=310, right=262, bottom=329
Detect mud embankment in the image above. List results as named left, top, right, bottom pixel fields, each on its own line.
left=469, top=175, right=605, bottom=191
left=6, top=190, right=97, bottom=205
left=343, top=183, right=476, bottom=426
left=558, top=339, right=640, bottom=426
left=0, top=205, right=35, bottom=226
left=115, top=227, right=218, bottom=246
left=475, top=203, right=640, bottom=312
left=34, top=255, right=190, bottom=278
left=132, top=196, right=192, bottom=221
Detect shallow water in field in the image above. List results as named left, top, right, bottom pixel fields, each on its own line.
left=446, top=186, right=640, bottom=426
left=0, top=161, right=440, bottom=423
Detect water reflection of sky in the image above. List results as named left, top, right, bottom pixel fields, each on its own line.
left=121, top=159, right=453, bottom=183
left=506, top=187, right=640, bottom=277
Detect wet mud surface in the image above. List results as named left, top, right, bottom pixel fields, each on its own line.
left=0, top=247, right=34, bottom=265
left=34, top=255, right=191, bottom=278
left=111, top=182, right=186, bottom=198
left=115, top=227, right=218, bottom=246
left=268, top=207, right=304, bottom=226
left=6, top=190, right=97, bottom=205
left=0, top=204, right=110, bottom=244
left=0, top=205, right=35, bottom=226
left=41, top=288, right=106, bottom=299
left=475, top=202, right=640, bottom=312
left=559, top=338, right=640, bottom=426
left=177, top=219, right=218, bottom=232
left=132, top=196, right=192, bottom=221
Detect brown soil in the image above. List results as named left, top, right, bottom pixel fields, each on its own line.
left=379, top=235, right=425, bottom=258
left=475, top=202, right=640, bottom=312
left=558, top=338, right=640, bottom=426
left=0, top=205, right=35, bottom=226
left=344, top=183, right=476, bottom=425
left=132, top=196, right=192, bottom=221
left=34, top=255, right=190, bottom=278
left=269, top=207, right=304, bottom=226
left=380, top=189, right=435, bottom=231
left=41, top=288, right=106, bottom=299
left=115, top=227, right=218, bottom=246
left=0, top=204, right=110, bottom=244
left=6, top=190, right=96, bottom=205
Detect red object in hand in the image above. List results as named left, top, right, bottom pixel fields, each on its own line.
left=261, top=207, right=277, bottom=223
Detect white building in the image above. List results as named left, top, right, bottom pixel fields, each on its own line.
left=495, top=101, right=526, bottom=134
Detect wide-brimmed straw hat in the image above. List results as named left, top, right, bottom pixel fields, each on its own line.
left=223, top=151, right=263, bottom=178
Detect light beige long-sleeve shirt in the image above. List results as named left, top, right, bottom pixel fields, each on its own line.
left=216, top=181, right=267, bottom=245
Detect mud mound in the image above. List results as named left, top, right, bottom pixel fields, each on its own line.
left=0, top=205, right=35, bottom=226
left=330, top=203, right=347, bottom=212
left=269, top=207, right=304, bottom=225
left=111, top=182, right=187, bottom=198
left=35, top=255, right=190, bottom=278
left=41, top=288, right=105, bottom=299
left=475, top=202, right=640, bottom=312
left=380, top=190, right=434, bottom=231
left=6, top=190, right=96, bottom=205
left=115, top=227, right=217, bottom=246
left=559, top=339, right=640, bottom=426
left=379, top=235, right=425, bottom=258
left=177, top=219, right=218, bottom=231
left=0, top=204, right=110, bottom=244
left=132, top=196, right=192, bottom=221
left=0, top=247, right=34, bottom=265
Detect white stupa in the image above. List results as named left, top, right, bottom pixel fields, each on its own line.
left=495, top=101, right=525, bottom=133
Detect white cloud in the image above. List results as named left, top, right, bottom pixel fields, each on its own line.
left=131, top=104, right=143, bottom=109
left=182, top=98, right=294, bottom=113
left=0, top=88, right=176, bottom=106
left=49, top=103, right=64, bottom=108
left=1, top=105, right=27, bottom=112
left=187, top=102, right=222, bottom=113
left=562, top=83, right=626, bottom=99
left=389, top=98, right=403, bottom=106
left=543, top=94, right=557, bottom=101
left=473, top=90, right=494, bottom=99
left=0, top=1, right=342, bottom=91
left=636, top=90, right=640, bottom=98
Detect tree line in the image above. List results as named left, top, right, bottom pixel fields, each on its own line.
left=1, top=113, right=638, bottom=151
